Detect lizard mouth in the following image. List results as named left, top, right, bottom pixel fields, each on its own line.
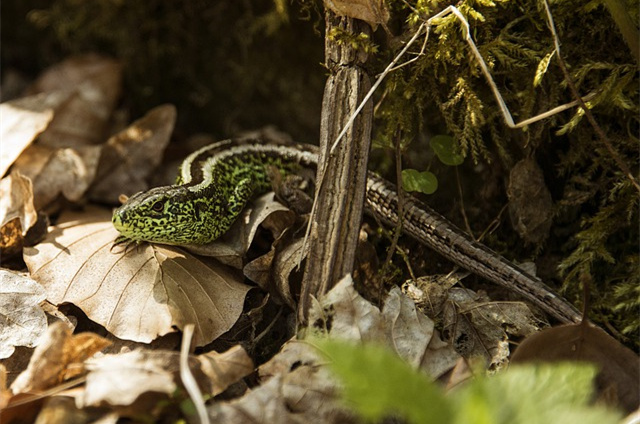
left=112, top=209, right=134, bottom=237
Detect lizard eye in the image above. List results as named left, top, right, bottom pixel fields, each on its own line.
left=151, top=201, right=164, bottom=212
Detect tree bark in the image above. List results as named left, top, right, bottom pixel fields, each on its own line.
left=298, top=12, right=373, bottom=324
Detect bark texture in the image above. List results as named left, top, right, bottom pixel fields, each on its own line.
left=298, top=13, right=373, bottom=324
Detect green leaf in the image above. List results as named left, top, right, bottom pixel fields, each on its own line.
left=453, top=363, right=622, bottom=424
left=430, top=135, right=464, bottom=166
left=315, top=339, right=452, bottom=424
left=402, top=169, right=438, bottom=194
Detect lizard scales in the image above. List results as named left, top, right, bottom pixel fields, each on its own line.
left=112, top=138, right=581, bottom=324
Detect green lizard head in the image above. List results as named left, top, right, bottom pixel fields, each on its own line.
left=112, top=185, right=220, bottom=245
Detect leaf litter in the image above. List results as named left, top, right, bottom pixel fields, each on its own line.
left=1, top=52, right=635, bottom=422
left=23, top=208, right=250, bottom=347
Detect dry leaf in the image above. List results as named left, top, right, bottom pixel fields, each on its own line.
left=82, top=350, right=182, bottom=407
left=382, top=287, right=435, bottom=368
left=0, top=172, right=37, bottom=234
left=12, top=144, right=101, bottom=209
left=0, top=270, right=47, bottom=359
left=198, top=345, right=254, bottom=396
left=10, top=322, right=110, bottom=394
left=82, top=345, right=251, bottom=408
left=511, top=322, right=640, bottom=413
left=324, top=0, right=390, bottom=25
left=27, top=55, right=122, bottom=149
left=185, top=192, right=295, bottom=267
left=310, top=274, right=385, bottom=342
left=254, top=340, right=354, bottom=423
left=23, top=208, right=250, bottom=346
left=309, top=275, right=460, bottom=378
left=244, top=231, right=306, bottom=308
left=442, top=287, right=541, bottom=369
left=88, top=105, right=176, bottom=204
left=0, top=91, right=70, bottom=176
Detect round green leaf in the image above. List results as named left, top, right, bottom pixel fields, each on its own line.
left=430, top=135, right=464, bottom=166
left=401, top=169, right=438, bottom=195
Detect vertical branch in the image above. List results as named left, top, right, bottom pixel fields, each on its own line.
left=298, top=12, right=373, bottom=325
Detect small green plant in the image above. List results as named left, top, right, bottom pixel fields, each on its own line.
left=316, top=339, right=622, bottom=424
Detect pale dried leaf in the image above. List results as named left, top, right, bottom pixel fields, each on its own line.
left=324, top=0, right=389, bottom=25
left=82, top=347, right=234, bottom=408
left=382, top=287, right=434, bottom=368
left=207, top=375, right=292, bottom=424
left=310, top=275, right=460, bottom=378
left=10, top=322, right=109, bottom=393
left=88, top=105, right=176, bottom=204
left=0, top=91, right=70, bottom=176
left=0, top=270, right=47, bottom=359
left=309, top=274, right=385, bottom=342
left=12, top=144, right=101, bottom=209
left=82, top=350, right=178, bottom=407
left=256, top=340, right=351, bottom=422
left=198, top=345, right=254, bottom=396
left=0, top=172, right=37, bottom=234
left=259, top=339, right=324, bottom=380
left=209, top=371, right=348, bottom=424
left=420, top=330, right=463, bottom=380
left=28, top=55, right=122, bottom=149
left=23, top=208, right=250, bottom=346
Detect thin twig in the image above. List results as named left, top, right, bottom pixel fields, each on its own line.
left=180, top=324, right=209, bottom=424
left=454, top=166, right=475, bottom=238
left=383, top=129, right=405, bottom=266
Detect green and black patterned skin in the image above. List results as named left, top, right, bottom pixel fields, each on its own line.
left=112, top=138, right=317, bottom=245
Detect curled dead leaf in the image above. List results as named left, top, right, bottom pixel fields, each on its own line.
left=23, top=208, right=250, bottom=346
left=184, top=192, right=295, bottom=267
left=0, top=172, right=37, bottom=235
left=88, top=105, right=177, bottom=204
left=10, top=321, right=110, bottom=394
left=0, top=91, right=69, bottom=176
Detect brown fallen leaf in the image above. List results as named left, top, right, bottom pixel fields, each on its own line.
left=511, top=322, right=640, bottom=413
left=198, top=345, right=254, bottom=396
left=27, top=54, right=122, bottom=149
left=244, top=230, right=306, bottom=309
left=0, top=270, right=48, bottom=359
left=10, top=321, right=110, bottom=394
left=88, top=105, right=176, bottom=204
left=23, top=208, right=250, bottom=346
left=0, top=91, right=69, bottom=176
